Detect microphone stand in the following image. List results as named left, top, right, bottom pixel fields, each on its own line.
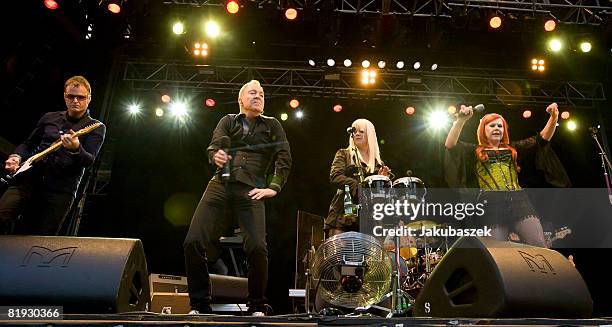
left=590, top=128, right=612, bottom=205
left=348, top=132, right=366, bottom=184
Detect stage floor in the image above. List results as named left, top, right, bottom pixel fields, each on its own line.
left=2, top=313, right=612, bottom=326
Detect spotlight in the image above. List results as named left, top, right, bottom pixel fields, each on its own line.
left=427, top=110, right=450, bottom=130
left=344, top=59, right=352, bottom=67
left=431, top=63, right=438, bottom=71
left=396, top=61, right=405, bottom=69
left=289, top=99, right=300, bottom=109
left=155, top=108, right=164, bottom=117
left=205, top=98, right=216, bottom=107
left=108, top=2, right=121, bottom=14
left=377, top=61, right=386, bottom=69
left=205, top=21, right=221, bottom=38
left=333, top=104, right=343, bottom=112
left=226, top=0, right=240, bottom=14
left=193, top=42, right=209, bottom=57
left=285, top=8, right=298, bottom=20
left=295, top=110, right=304, bottom=119
left=489, top=16, right=502, bottom=29
left=44, top=0, right=58, bottom=10
left=361, top=60, right=370, bottom=68
left=169, top=101, right=188, bottom=117
left=561, top=111, right=570, bottom=119
left=327, top=59, right=335, bottom=67
left=413, top=61, right=421, bottom=70
left=161, top=94, right=171, bottom=103
left=405, top=107, right=415, bottom=115
left=580, top=42, right=592, bottom=53
left=308, top=59, right=315, bottom=67
left=548, top=38, right=562, bottom=52
left=172, top=22, right=185, bottom=35
left=544, top=19, right=556, bottom=32
left=567, top=120, right=577, bottom=131
left=127, top=104, right=141, bottom=115
left=522, top=110, right=532, bottom=119
left=280, top=113, right=289, bottom=121
left=360, top=69, right=376, bottom=85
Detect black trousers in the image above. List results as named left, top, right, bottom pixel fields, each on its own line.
left=183, top=179, right=268, bottom=310
left=0, top=185, right=75, bottom=235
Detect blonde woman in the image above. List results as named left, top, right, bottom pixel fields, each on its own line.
left=325, top=118, right=391, bottom=237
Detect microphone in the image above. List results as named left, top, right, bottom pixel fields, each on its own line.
left=458, top=104, right=485, bottom=117
left=218, top=136, right=231, bottom=181
left=347, top=126, right=356, bottom=134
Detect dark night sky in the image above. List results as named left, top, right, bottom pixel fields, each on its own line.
left=1, top=1, right=612, bottom=315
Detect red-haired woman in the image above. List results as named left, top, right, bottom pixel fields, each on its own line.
left=444, top=103, right=570, bottom=246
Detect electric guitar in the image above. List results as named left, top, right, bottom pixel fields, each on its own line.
left=544, top=226, right=572, bottom=248
left=1, top=122, right=102, bottom=186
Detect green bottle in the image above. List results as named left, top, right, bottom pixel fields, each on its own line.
left=343, top=184, right=353, bottom=216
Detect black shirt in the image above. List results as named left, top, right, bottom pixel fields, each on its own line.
left=14, top=111, right=106, bottom=195
left=207, top=113, right=292, bottom=192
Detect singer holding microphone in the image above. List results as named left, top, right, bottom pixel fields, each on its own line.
left=325, top=118, right=391, bottom=237
left=444, top=103, right=570, bottom=246
left=183, top=80, right=291, bottom=316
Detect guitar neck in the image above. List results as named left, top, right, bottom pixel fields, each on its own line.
left=29, top=140, right=63, bottom=163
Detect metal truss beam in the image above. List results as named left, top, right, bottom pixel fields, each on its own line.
left=121, top=59, right=606, bottom=108
left=163, top=0, right=612, bottom=25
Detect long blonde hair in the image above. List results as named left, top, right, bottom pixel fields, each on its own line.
left=348, top=118, right=382, bottom=173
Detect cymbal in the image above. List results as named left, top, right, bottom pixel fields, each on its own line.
left=405, top=220, right=438, bottom=230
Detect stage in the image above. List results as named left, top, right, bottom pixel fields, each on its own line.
left=2, top=313, right=612, bottom=327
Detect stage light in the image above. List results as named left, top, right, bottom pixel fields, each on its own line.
left=531, top=58, right=545, bottom=72
left=361, top=60, right=370, bottom=68
left=285, top=8, right=298, bottom=20
left=44, top=0, right=59, bottom=10
left=280, top=113, right=288, bottom=121
left=413, top=61, right=421, bottom=70
left=308, top=59, right=315, bottom=67
left=333, top=104, right=343, bottom=112
left=172, top=22, right=185, bottom=35
left=567, top=120, right=577, bottom=131
left=226, top=0, right=240, bottom=14
left=127, top=104, right=141, bottom=115
left=289, top=99, right=299, bottom=109
left=205, top=98, right=216, bottom=107
left=431, top=63, right=438, bottom=71
left=344, top=59, right=352, bottom=67
left=360, top=69, right=376, bottom=85
left=522, top=110, right=532, bottom=119
left=561, top=111, right=570, bottom=119
left=396, top=61, right=405, bottom=69
left=193, top=42, right=209, bottom=57
left=327, top=59, right=335, bottom=67
left=580, top=42, right=592, bottom=53
left=489, top=16, right=502, bottom=29
left=161, top=94, right=171, bottom=103
left=544, top=20, right=556, bottom=32
left=295, top=110, right=304, bottom=119
left=405, top=106, right=415, bottom=115
left=155, top=108, right=164, bottom=117
left=427, top=110, right=450, bottom=130
left=194, top=49, right=200, bottom=56
left=377, top=61, right=386, bottom=69
left=548, top=38, right=562, bottom=52
left=205, top=21, right=221, bottom=38
left=108, top=2, right=121, bottom=14
left=169, top=101, right=188, bottom=117
left=447, top=106, right=456, bottom=114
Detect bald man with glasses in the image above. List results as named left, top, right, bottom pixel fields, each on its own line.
left=0, top=75, right=106, bottom=235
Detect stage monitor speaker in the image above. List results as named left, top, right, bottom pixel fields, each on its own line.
left=413, top=236, right=592, bottom=318
left=0, top=236, right=150, bottom=313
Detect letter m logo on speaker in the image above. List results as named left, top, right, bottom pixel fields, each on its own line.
left=518, top=251, right=556, bottom=275
left=20, top=246, right=78, bottom=267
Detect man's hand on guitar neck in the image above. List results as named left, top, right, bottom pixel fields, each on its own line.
left=60, top=129, right=80, bottom=151
left=4, top=155, right=20, bottom=173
